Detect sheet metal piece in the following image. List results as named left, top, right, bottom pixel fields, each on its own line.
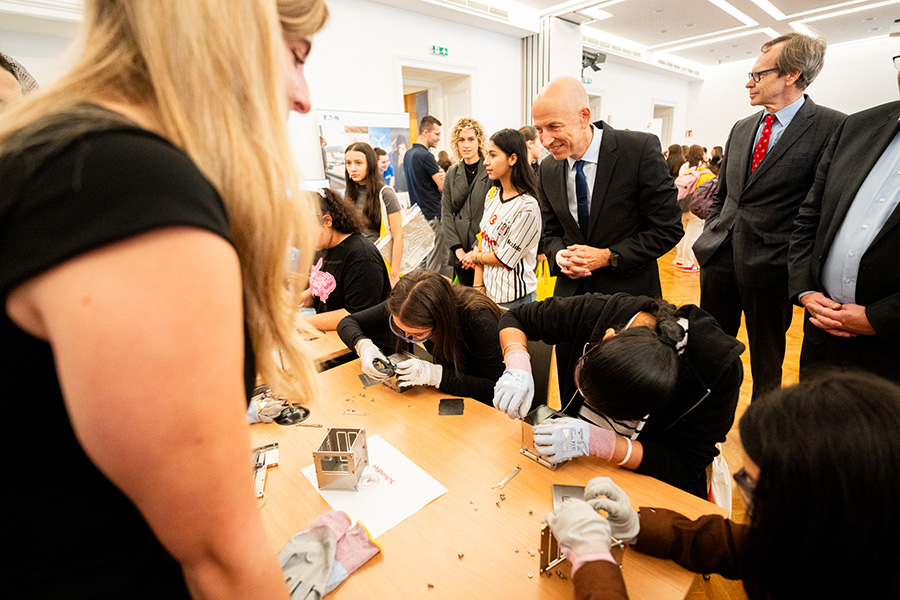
left=252, top=443, right=279, bottom=498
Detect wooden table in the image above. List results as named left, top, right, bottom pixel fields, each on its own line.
left=250, top=360, right=726, bottom=599
left=301, top=329, right=351, bottom=365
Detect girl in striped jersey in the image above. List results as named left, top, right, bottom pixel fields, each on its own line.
left=468, top=128, right=541, bottom=309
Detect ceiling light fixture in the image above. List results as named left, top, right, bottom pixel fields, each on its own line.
left=748, top=0, right=787, bottom=21
left=661, top=28, right=767, bottom=53
left=796, top=0, right=900, bottom=25
left=784, top=0, right=869, bottom=20
left=706, top=0, right=757, bottom=26
left=790, top=22, right=814, bottom=36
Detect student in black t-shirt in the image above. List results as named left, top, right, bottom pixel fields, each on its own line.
left=300, top=188, right=390, bottom=331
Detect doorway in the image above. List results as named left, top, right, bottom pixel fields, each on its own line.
left=652, top=103, right=675, bottom=149
left=400, top=65, right=472, bottom=154
left=588, top=94, right=603, bottom=123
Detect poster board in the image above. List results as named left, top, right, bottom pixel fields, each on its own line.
left=317, top=109, right=410, bottom=196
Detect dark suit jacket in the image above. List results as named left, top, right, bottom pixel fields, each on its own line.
left=789, top=100, right=900, bottom=339
left=693, top=95, right=845, bottom=287
left=440, top=159, right=491, bottom=253
left=540, top=121, right=682, bottom=298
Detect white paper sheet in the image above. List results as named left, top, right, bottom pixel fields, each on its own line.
left=300, top=434, right=447, bottom=538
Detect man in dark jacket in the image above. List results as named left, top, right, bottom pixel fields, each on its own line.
left=693, top=33, right=845, bottom=401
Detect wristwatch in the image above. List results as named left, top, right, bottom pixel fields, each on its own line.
left=609, top=251, right=621, bottom=269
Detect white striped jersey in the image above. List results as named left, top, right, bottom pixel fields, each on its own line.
left=478, top=187, right=541, bottom=304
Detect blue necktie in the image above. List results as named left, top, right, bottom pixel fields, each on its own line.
left=575, top=160, right=590, bottom=237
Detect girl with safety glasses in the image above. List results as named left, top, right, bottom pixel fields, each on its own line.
left=337, top=269, right=504, bottom=404
left=494, top=293, right=743, bottom=497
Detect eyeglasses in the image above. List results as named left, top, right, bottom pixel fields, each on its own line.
left=747, top=68, right=779, bottom=83
left=573, top=341, right=601, bottom=398
left=733, top=467, right=757, bottom=513
left=894, top=55, right=900, bottom=70
left=388, top=315, right=434, bottom=343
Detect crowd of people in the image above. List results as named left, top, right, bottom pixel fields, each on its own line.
left=3, top=2, right=900, bottom=598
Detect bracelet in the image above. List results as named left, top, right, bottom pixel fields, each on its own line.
left=616, top=438, right=634, bottom=466
left=502, top=341, right=528, bottom=353
left=473, top=284, right=485, bottom=289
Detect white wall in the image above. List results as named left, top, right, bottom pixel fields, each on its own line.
left=583, top=60, right=692, bottom=148
left=686, top=36, right=900, bottom=151
left=293, top=0, right=524, bottom=179
left=0, top=28, right=74, bottom=85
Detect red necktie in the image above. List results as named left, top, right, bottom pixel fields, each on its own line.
left=751, top=114, right=776, bottom=173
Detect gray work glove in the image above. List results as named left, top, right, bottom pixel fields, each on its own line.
left=545, top=498, right=615, bottom=574
left=584, top=476, right=640, bottom=544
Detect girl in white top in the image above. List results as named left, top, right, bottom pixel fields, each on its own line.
left=468, top=128, right=541, bottom=309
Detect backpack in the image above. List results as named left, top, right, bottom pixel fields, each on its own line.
left=690, top=177, right=719, bottom=220
left=674, top=168, right=702, bottom=212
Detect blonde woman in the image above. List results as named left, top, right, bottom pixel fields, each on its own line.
left=441, top=116, right=491, bottom=286
left=0, top=0, right=326, bottom=597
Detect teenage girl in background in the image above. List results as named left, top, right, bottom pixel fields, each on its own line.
left=344, top=141, right=403, bottom=286
left=468, top=128, right=541, bottom=309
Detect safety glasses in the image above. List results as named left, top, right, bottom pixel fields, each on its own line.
left=388, top=315, right=434, bottom=343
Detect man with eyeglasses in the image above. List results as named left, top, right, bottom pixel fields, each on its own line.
left=788, top=55, right=900, bottom=385
left=693, top=32, right=845, bottom=401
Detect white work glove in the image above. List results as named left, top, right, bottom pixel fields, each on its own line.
left=395, top=358, right=443, bottom=388
left=546, top=498, right=615, bottom=574
left=532, top=417, right=616, bottom=464
left=584, top=477, right=640, bottom=545
left=246, top=398, right=285, bottom=424
left=356, top=338, right=390, bottom=380
left=492, top=369, right=534, bottom=419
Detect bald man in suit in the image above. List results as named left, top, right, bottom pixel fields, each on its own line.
left=533, top=76, right=682, bottom=299
left=693, top=33, right=845, bottom=400
left=531, top=76, right=682, bottom=406
left=788, top=58, right=900, bottom=384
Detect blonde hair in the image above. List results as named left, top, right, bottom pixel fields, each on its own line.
left=449, top=116, right=487, bottom=163
left=0, top=0, right=328, bottom=406
left=279, top=0, right=329, bottom=40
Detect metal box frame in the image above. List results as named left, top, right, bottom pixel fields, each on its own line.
left=521, top=404, right=568, bottom=470
left=313, top=427, right=369, bottom=491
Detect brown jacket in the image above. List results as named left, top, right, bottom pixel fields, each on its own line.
left=575, top=508, right=749, bottom=600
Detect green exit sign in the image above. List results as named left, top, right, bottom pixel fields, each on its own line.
left=431, top=45, right=448, bottom=56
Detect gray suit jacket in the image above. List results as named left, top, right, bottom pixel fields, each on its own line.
left=540, top=121, right=682, bottom=298
left=789, top=99, right=900, bottom=339
left=693, top=95, right=845, bottom=287
left=441, top=159, right=491, bottom=253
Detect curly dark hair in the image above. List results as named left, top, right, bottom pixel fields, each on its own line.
left=317, top=188, right=364, bottom=234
